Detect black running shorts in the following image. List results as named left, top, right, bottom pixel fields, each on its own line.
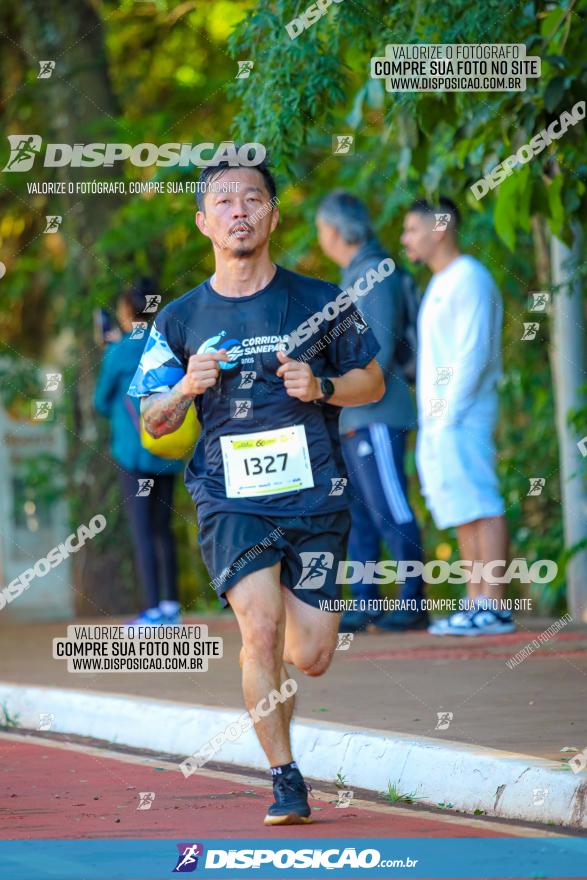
left=199, top=510, right=351, bottom=611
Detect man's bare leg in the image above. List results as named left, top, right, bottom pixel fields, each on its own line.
left=280, top=663, right=295, bottom=727
left=229, top=567, right=341, bottom=825
left=236, top=653, right=295, bottom=749
left=281, top=587, right=341, bottom=676
left=456, top=520, right=483, bottom=600
left=478, top=514, right=509, bottom=600
left=228, top=562, right=293, bottom=766
left=238, top=650, right=294, bottom=714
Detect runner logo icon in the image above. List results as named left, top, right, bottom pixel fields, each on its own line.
left=231, top=399, right=252, bottom=419
left=329, top=477, right=347, bottom=496
left=239, top=370, right=256, bottom=389
left=3, top=135, right=42, bottom=172
left=295, top=551, right=334, bottom=589
left=173, top=843, right=204, bottom=872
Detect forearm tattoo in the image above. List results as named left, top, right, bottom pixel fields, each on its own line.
left=141, top=384, right=192, bottom=437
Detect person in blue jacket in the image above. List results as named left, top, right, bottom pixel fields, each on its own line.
left=316, top=192, right=427, bottom=633
left=94, top=278, right=185, bottom=625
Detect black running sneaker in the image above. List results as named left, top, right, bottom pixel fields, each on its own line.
left=376, top=609, right=430, bottom=632
left=264, top=766, right=313, bottom=826
left=339, top=609, right=382, bottom=633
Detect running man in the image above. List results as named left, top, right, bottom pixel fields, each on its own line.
left=128, top=153, right=384, bottom=824
left=401, top=197, right=515, bottom=636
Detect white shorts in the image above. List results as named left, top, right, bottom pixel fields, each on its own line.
left=416, top=423, right=505, bottom=530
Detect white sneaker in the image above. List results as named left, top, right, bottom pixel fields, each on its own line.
left=159, top=601, right=182, bottom=626
left=124, top=607, right=165, bottom=630
left=427, top=616, right=453, bottom=635
left=430, top=608, right=516, bottom=637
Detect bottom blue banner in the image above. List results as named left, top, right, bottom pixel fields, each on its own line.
left=1, top=837, right=586, bottom=879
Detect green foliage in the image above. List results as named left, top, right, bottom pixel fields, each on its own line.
left=228, top=0, right=586, bottom=610
left=335, top=770, right=348, bottom=789
left=0, top=702, right=20, bottom=728
left=0, top=0, right=585, bottom=611
left=383, top=781, right=422, bottom=804
left=0, top=357, right=43, bottom=410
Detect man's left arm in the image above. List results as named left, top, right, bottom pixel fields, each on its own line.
left=353, top=272, right=401, bottom=377
left=442, top=282, right=501, bottom=424
left=275, top=353, right=384, bottom=406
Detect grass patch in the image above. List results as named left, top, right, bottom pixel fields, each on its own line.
left=0, top=702, right=20, bottom=728
left=383, top=781, right=422, bottom=805
left=335, top=771, right=347, bottom=789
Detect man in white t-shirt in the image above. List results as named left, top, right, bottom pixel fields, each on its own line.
left=401, top=198, right=515, bottom=636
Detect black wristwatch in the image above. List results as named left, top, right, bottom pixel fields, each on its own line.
left=318, top=377, right=335, bottom=402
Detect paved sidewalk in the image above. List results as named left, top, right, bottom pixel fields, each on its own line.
left=1, top=615, right=586, bottom=762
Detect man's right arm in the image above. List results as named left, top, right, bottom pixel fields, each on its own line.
left=358, top=270, right=401, bottom=377
left=140, top=349, right=229, bottom=438
left=343, top=254, right=400, bottom=377
left=140, top=385, right=194, bottom=439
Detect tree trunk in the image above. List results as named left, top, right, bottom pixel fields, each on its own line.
left=550, top=224, right=587, bottom=622
left=17, top=0, right=137, bottom=614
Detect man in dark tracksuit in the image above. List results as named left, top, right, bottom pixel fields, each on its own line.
left=317, top=191, right=427, bottom=632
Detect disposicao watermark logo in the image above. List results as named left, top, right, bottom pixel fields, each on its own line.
left=285, top=0, right=345, bottom=40
left=3, top=138, right=266, bottom=172
left=470, top=101, right=585, bottom=199
left=173, top=843, right=204, bottom=873
left=0, top=515, right=107, bottom=610
left=296, top=557, right=558, bottom=588
left=3, top=135, right=43, bottom=171
left=371, top=43, right=541, bottom=92
left=284, top=257, right=395, bottom=355
left=201, top=847, right=414, bottom=871
left=179, top=678, right=298, bottom=776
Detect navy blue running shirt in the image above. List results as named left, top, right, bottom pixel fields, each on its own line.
left=128, top=266, right=380, bottom=520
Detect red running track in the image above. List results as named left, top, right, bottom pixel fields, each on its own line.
left=0, top=735, right=516, bottom=840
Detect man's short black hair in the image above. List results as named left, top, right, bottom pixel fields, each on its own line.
left=195, top=151, right=277, bottom=211
left=408, top=196, right=460, bottom=230
left=119, top=276, right=156, bottom=320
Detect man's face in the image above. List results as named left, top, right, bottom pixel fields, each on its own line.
left=116, top=298, right=133, bottom=333
left=195, top=168, right=278, bottom=257
left=316, top=215, right=341, bottom=264
left=401, top=211, right=438, bottom=265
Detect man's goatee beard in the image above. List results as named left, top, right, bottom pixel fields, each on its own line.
left=233, top=246, right=255, bottom=257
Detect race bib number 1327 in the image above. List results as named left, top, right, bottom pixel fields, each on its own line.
left=220, top=425, right=314, bottom=498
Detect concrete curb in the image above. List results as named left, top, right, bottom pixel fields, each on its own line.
left=1, top=682, right=585, bottom=829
